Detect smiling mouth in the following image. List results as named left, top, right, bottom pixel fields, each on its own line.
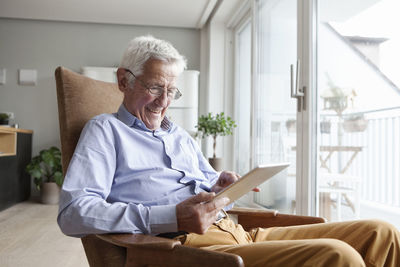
left=146, top=107, right=162, bottom=114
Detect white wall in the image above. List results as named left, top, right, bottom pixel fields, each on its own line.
left=0, top=18, right=201, bottom=157
left=0, top=18, right=201, bottom=195
left=199, top=18, right=235, bottom=170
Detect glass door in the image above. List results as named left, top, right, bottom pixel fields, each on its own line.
left=251, top=0, right=299, bottom=213
left=316, top=0, right=400, bottom=227
left=234, top=0, right=314, bottom=214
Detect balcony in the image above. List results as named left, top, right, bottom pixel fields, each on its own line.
left=319, top=107, right=400, bottom=228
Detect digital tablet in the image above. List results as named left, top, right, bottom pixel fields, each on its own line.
left=214, top=162, right=290, bottom=205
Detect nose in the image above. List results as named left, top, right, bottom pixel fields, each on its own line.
left=155, top=91, right=169, bottom=107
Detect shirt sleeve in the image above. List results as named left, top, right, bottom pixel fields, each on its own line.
left=187, top=136, right=219, bottom=190
left=57, top=118, right=178, bottom=237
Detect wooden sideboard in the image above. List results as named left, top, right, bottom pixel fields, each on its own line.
left=0, top=126, right=33, bottom=211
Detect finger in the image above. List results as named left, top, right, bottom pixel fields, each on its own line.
left=216, top=196, right=230, bottom=207
left=203, top=206, right=223, bottom=224
left=224, top=173, right=238, bottom=183
left=191, top=191, right=215, bottom=203
left=229, top=172, right=240, bottom=182
left=206, top=196, right=230, bottom=212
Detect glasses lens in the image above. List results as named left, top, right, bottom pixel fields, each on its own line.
left=173, top=90, right=182, bottom=100
left=149, top=87, right=181, bottom=100
left=148, top=87, right=164, bottom=96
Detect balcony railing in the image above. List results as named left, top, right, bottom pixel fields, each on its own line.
left=252, top=107, right=400, bottom=220
left=320, top=107, right=400, bottom=211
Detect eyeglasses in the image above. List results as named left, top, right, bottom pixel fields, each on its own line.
left=125, top=69, right=182, bottom=100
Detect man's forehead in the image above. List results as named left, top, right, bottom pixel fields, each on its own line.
left=144, top=59, right=179, bottom=72
left=142, top=61, right=179, bottom=81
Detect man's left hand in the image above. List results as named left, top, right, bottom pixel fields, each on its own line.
left=210, top=171, right=240, bottom=193
left=210, top=170, right=261, bottom=193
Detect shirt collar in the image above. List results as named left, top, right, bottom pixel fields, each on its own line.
left=116, top=104, right=173, bottom=132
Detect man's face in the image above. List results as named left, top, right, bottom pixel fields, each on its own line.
left=117, top=59, right=179, bottom=130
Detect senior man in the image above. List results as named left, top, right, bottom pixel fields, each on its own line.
left=58, top=35, right=399, bottom=267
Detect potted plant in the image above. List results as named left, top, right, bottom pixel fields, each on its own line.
left=285, top=119, right=296, bottom=133
left=0, top=113, right=10, bottom=125
left=26, top=146, right=63, bottom=204
left=343, top=114, right=368, bottom=132
left=320, top=119, right=331, bottom=134
left=196, top=112, right=236, bottom=171
left=320, top=74, right=351, bottom=115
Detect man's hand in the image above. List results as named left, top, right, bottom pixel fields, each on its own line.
left=176, top=192, right=230, bottom=234
left=211, top=171, right=240, bottom=193
left=211, top=170, right=260, bottom=193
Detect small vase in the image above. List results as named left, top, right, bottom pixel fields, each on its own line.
left=209, top=157, right=222, bottom=171
left=320, top=120, right=331, bottom=134
left=40, top=182, right=60, bottom=204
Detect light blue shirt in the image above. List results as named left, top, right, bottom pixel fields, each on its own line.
left=58, top=104, right=219, bottom=237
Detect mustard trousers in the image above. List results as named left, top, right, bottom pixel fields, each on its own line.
left=180, top=218, right=400, bottom=267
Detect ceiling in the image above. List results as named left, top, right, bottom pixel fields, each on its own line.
left=0, top=0, right=234, bottom=29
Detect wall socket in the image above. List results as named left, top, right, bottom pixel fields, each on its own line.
left=19, top=69, right=37, bottom=86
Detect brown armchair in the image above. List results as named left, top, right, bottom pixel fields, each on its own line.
left=55, top=66, right=325, bottom=267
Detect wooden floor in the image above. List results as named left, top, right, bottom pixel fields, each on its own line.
left=0, top=200, right=88, bottom=267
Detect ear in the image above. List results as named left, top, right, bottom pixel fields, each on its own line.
left=117, top=68, right=129, bottom=92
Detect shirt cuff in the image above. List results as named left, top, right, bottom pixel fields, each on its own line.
left=149, top=204, right=177, bottom=234
left=224, top=202, right=234, bottom=211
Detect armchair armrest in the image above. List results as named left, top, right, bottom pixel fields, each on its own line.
left=228, top=206, right=279, bottom=217
left=228, top=206, right=326, bottom=231
left=95, top=233, right=244, bottom=267
left=97, top=233, right=181, bottom=250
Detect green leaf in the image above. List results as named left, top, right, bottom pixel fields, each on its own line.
left=33, top=177, right=42, bottom=190
left=195, top=112, right=237, bottom=157
left=54, top=171, right=63, bottom=186
left=26, top=146, right=64, bottom=189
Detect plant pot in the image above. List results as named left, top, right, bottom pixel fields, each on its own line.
left=285, top=119, right=296, bottom=133
left=320, top=120, right=331, bottom=134
left=0, top=118, right=9, bottom=125
left=40, top=182, right=60, bottom=204
left=209, top=157, right=222, bottom=171
left=342, top=119, right=368, bottom=132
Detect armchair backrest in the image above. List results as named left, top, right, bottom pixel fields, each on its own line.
left=55, top=66, right=125, bottom=266
left=55, top=66, right=123, bottom=174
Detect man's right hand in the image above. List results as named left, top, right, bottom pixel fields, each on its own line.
left=176, top=192, right=230, bottom=234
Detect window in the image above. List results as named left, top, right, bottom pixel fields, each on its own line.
left=234, top=20, right=252, bottom=176
left=317, top=0, right=400, bottom=227
left=234, top=0, right=299, bottom=213
left=231, top=0, right=400, bottom=228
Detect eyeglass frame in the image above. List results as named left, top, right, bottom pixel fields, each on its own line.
left=124, top=68, right=182, bottom=100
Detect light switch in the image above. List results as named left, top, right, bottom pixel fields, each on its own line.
left=0, top=68, right=6, bottom=85
left=19, top=69, right=37, bottom=86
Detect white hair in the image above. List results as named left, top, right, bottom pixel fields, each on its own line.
left=119, top=35, right=187, bottom=85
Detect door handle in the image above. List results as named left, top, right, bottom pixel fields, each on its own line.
left=290, top=59, right=306, bottom=112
